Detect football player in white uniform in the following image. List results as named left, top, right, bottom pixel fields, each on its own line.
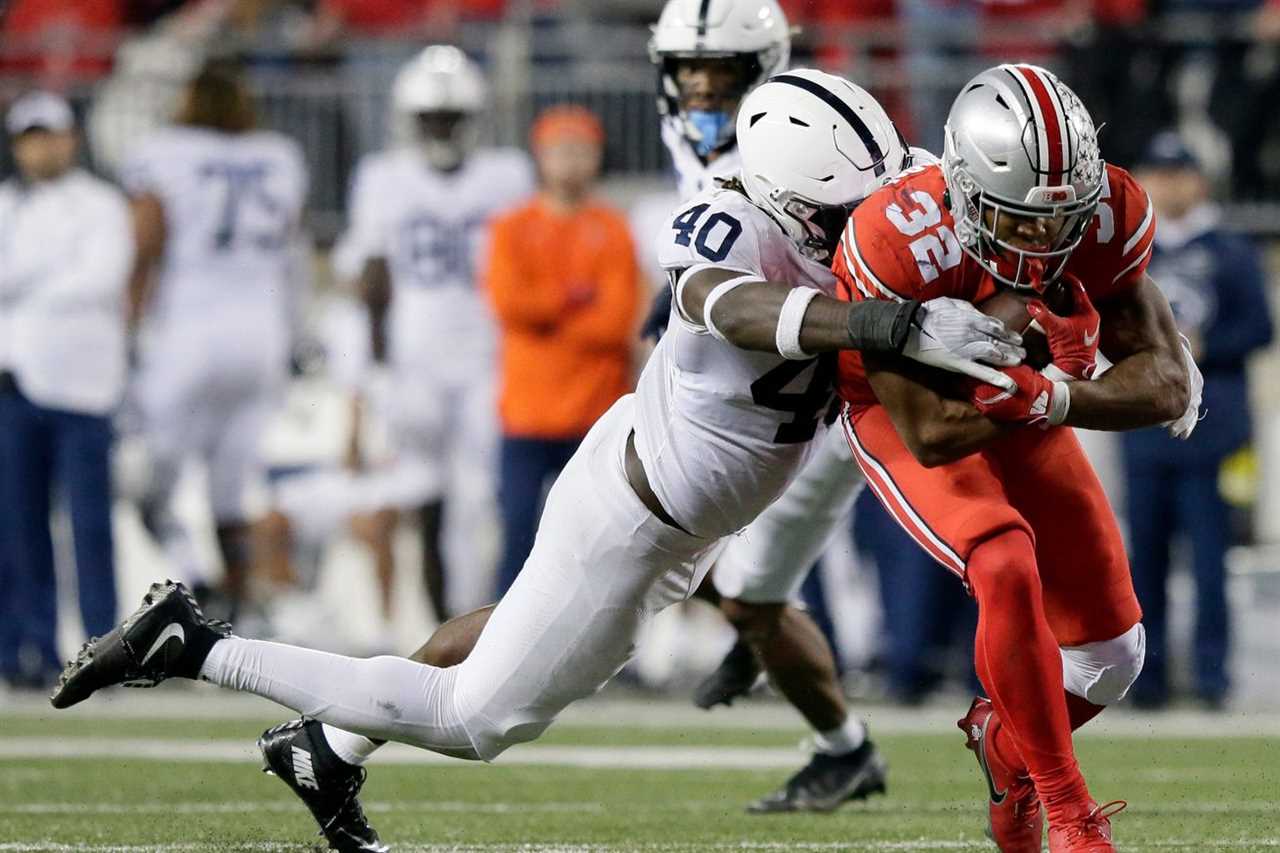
left=54, top=71, right=1022, bottom=852
left=125, top=61, right=309, bottom=622
left=647, top=0, right=923, bottom=811
left=331, top=45, right=535, bottom=623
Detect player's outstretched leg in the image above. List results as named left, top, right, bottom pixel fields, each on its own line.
left=51, top=580, right=231, bottom=709
left=258, top=718, right=388, bottom=853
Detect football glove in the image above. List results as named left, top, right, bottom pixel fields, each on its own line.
left=902, top=297, right=1027, bottom=393
left=970, top=364, right=1070, bottom=427
left=1165, top=333, right=1204, bottom=440
left=1026, top=275, right=1101, bottom=380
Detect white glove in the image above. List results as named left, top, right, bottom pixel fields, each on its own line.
left=1165, top=333, right=1204, bottom=440
left=902, top=297, right=1027, bottom=393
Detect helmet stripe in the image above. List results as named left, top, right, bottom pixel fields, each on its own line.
left=1001, top=67, right=1046, bottom=187
left=770, top=74, right=887, bottom=176
left=1015, top=66, right=1068, bottom=186
left=1031, top=65, right=1072, bottom=184
left=696, top=0, right=712, bottom=38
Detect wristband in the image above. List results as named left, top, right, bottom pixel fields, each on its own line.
left=776, top=287, right=821, bottom=360
left=846, top=299, right=922, bottom=353
left=1047, top=380, right=1070, bottom=426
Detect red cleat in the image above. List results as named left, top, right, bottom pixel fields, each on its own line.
left=1047, top=800, right=1126, bottom=852
left=958, top=697, right=1043, bottom=853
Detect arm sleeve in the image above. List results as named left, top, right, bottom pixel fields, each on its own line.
left=1200, top=237, right=1275, bottom=369
left=484, top=213, right=565, bottom=330
left=42, top=189, right=134, bottom=309
left=559, top=215, right=642, bottom=349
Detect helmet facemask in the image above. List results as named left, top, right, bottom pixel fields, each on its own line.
left=412, top=109, right=474, bottom=172
left=741, top=170, right=859, bottom=262
left=950, top=157, right=1101, bottom=289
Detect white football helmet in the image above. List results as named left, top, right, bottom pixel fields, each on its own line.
left=391, top=45, right=488, bottom=170
left=737, top=69, right=908, bottom=261
left=942, top=63, right=1104, bottom=289
left=649, top=0, right=790, bottom=158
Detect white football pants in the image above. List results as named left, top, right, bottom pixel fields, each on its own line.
left=202, top=395, right=727, bottom=760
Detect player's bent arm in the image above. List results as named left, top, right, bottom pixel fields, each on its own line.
left=1060, top=274, right=1190, bottom=430
left=358, top=257, right=392, bottom=364
left=863, top=354, right=1011, bottom=468
left=127, top=192, right=166, bottom=332
left=678, top=266, right=919, bottom=356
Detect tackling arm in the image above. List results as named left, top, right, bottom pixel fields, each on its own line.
left=1061, top=274, right=1190, bottom=430
left=678, top=266, right=919, bottom=356
left=680, top=267, right=1024, bottom=390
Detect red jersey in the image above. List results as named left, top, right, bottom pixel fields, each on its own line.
left=833, top=162, right=1155, bottom=410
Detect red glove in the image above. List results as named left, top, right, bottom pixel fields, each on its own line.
left=970, top=365, right=1070, bottom=427
left=1026, top=275, right=1101, bottom=380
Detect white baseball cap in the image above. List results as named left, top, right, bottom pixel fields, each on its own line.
left=6, top=91, right=75, bottom=136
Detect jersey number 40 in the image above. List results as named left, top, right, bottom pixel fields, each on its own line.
left=672, top=203, right=742, bottom=263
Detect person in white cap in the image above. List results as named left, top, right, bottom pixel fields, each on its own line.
left=0, top=91, right=133, bottom=690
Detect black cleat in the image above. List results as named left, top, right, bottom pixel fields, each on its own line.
left=259, top=718, right=388, bottom=853
left=747, top=739, right=888, bottom=813
left=50, top=580, right=231, bottom=710
left=692, top=640, right=761, bottom=709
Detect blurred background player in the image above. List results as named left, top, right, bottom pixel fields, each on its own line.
left=125, top=60, right=310, bottom=623
left=647, top=0, right=917, bottom=812
left=485, top=105, right=640, bottom=597
left=0, top=92, right=132, bottom=690
left=1124, top=131, right=1274, bottom=710
left=252, top=295, right=437, bottom=652
left=331, top=45, right=534, bottom=624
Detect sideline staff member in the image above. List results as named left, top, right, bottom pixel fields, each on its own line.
left=0, top=92, right=133, bottom=688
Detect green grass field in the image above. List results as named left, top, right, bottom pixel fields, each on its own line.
left=1, top=695, right=1277, bottom=852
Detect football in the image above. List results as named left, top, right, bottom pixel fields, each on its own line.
left=976, top=278, right=1074, bottom=370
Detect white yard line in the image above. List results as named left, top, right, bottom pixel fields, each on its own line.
left=1, top=842, right=1279, bottom=852
left=0, top=738, right=810, bottom=769
left=0, top=737, right=1276, bottom=788
left=3, top=799, right=1278, bottom=816
left=6, top=689, right=1280, bottom=737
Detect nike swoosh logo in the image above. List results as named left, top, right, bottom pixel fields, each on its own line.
left=974, top=717, right=1008, bottom=805
left=140, top=623, right=185, bottom=667
left=1083, top=325, right=1100, bottom=347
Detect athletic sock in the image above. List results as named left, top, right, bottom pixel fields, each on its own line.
left=968, top=530, right=1090, bottom=823
left=321, top=725, right=384, bottom=766
left=813, top=717, right=867, bottom=756
left=198, top=637, right=478, bottom=758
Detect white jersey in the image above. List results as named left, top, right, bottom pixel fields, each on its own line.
left=122, top=126, right=308, bottom=335
left=662, top=118, right=741, bottom=201
left=332, top=147, right=534, bottom=384
left=633, top=184, right=840, bottom=539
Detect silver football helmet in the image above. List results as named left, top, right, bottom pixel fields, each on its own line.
left=649, top=0, right=791, bottom=158
left=942, top=64, right=1104, bottom=289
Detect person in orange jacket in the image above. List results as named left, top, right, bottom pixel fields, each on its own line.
left=485, top=104, right=641, bottom=597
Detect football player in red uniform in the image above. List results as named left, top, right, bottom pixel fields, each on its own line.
left=832, top=64, right=1197, bottom=852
